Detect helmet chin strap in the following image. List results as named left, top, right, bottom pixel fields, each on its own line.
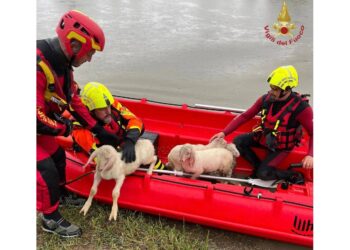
left=68, top=55, right=75, bottom=68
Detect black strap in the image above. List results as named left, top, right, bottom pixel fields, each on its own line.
left=243, top=186, right=254, bottom=195
left=261, top=94, right=270, bottom=111
left=65, top=170, right=95, bottom=185
left=259, top=94, right=270, bottom=130
left=36, top=54, right=42, bottom=63
left=63, top=69, right=72, bottom=103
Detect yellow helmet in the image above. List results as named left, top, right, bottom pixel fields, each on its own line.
left=267, top=65, right=298, bottom=90
left=81, top=82, right=114, bottom=111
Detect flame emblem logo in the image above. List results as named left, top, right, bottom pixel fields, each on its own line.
left=264, top=1, right=305, bottom=46
left=273, top=1, right=295, bottom=37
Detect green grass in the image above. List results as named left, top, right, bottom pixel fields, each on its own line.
left=37, top=203, right=210, bottom=250
left=37, top=203, right=310, bottom=250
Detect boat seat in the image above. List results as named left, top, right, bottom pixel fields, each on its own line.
left=140, top=131, right=159, bottom=151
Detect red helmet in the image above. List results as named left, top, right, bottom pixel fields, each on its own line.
left=56, top=10, right=105, bottom=61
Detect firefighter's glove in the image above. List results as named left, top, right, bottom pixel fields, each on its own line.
left=121, top=139, right=136, bottom=163
left=54, top=113, right=73, bottom=137
left=92, top=125, right=120, bottom=146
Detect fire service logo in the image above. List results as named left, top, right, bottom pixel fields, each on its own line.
left=264, top=1, right=304, bottom=46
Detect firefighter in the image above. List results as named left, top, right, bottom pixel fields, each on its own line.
left=72, top=82, right=144, bottom=163
left=210, top=65, right=313, bottom=183
left=37, top=10, right=117, bottom=237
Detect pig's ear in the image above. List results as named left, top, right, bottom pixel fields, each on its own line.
left=179, top=146, right=188, bottom=162
left=189, top=148, right=195, bottom=168
left=179, top=146, right=184, bottom=162
left=229, top=143, right=240, bottom=157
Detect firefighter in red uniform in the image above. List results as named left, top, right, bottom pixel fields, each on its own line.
left=72, top=82, right=144, bottom=163
left=37, top=10, right=118, bottom=237
left=72, top=82, right=166, bottom=170
left=210, top=65, right=313, bottom=183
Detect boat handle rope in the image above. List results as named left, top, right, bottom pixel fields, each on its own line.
left=243, top=186, right=254, bottom=195
left=64, top=170, right=95, bottom=185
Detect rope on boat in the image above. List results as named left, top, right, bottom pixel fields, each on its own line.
left=65, top=157, right=96, bottom=185
left=65, top=170, right=95, bottom=185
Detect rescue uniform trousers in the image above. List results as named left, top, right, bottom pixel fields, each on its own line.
left=233, top=133, right=294, bottom=180
left=37, top=135, right=66, bottom=214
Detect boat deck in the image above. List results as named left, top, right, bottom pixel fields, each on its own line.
left=117, top=97, right=311, bottom=179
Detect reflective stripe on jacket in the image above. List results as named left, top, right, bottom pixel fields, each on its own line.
left=36, top=39, right=96, bottom=136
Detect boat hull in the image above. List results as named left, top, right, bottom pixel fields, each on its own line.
left=61, top=97, right=313, bottom=247
left=65, top=150, right=312, bottom=247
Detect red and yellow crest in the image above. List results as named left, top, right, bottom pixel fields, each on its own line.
left=273, top=1, right=295, bottom=37
left=264, top=1, right=304, bottom=46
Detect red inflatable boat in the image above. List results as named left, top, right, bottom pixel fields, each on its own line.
left=57, top=96, right=313, bottom=247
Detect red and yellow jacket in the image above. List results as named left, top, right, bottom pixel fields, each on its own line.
left=72, top=99, right=144, bottom=154
left=223, top=92, right=313, bottom=155
left=253, top=93, right=308, bottom=150
left=37, top=38, right=97, bottom=136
